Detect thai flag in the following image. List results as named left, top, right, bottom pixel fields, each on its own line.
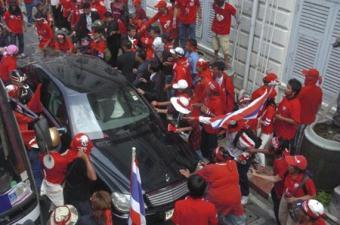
left=211, top=88, right=274, bottom=129
left=128, top=151, right=146, bottom=225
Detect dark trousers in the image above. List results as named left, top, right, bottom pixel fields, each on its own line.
left=9, top=33, right=24, bottom=54
left=271, top=188, right=281, bottom=225
left=201, top=130, right=218, bottom=160
left=237, top=161, right=251, bottom=196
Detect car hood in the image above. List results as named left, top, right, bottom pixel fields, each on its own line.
left=90, top=119, right=197, bottom=193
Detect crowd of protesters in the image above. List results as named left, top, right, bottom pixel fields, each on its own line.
left=0, top=0, right=329, bottom=224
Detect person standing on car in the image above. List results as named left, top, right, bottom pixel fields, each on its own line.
left=116, top=39, right=136, bottom=82
left=63, top=133, right=97, bottom=216
left=172, top=174, right=218, bottom=225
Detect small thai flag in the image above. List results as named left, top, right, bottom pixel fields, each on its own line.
left=128, top=148, right=146, bottom=225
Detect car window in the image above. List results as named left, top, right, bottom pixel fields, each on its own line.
left=41, top=81, right=68, bottom=126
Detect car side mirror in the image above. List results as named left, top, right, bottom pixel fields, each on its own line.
left=33, top=116, right=52, bottom=152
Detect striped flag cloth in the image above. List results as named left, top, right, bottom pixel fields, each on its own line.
left=210, top=88, right=274, bottom=129
left=128, top=151, right=146, bottom=225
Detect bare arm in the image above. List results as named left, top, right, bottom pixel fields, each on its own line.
left=79, top=151, right=97, bottom=181
left=250, top=168, right=282, bottom=183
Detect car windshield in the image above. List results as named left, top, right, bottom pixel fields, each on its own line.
left=68, top=86, right=150, bottom=139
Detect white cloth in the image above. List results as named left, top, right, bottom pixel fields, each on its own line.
left=86, top=14, right=92, bottom=32
left=51, top=0, right=60, bottom=6
left=40, top=179, right=64, bottom=207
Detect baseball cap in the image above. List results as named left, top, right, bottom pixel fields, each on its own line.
left=285, top=155, right=307, bottom=170
left=302, top=199, right=324, bottom=219
left=154, top=0, right=167, bottom=8
left=302, top=68, right=319, bottom=78
left=263, top=72, right=278, bottom=83
left=170, top=47, right=185, bottom=57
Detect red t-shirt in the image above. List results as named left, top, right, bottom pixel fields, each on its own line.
left=175, top=0, right=200, bottom=24
left=274, top=96, right=301, bottom=140
left=313, top=218, right=326, bottom=225
left=211, top=2, right=236, bottom=35
left=197, top=161, right=244, bottom=216
left=92, top=0, right=107, bottom=19
left=3, top=11, right=24, bottom=34
left=220, top=73, right=235, bottom=113
left=273, top=152, right=289, bottom=198
left=39, top=151, right=76, bottom=184
left=0, top=55, right=17, bottom=83
left=298, top=85, right=322, bottom=125
left=172, top=57, right=193, bottom=87
left=54, top=38, right=75, bottom=53
left=172, top=196, right=218, bottom=225
left=283, top=173, right=317, bottom=198
left=145, top=7, right=175, bottom=35
left=260, top=104, right=276, bottom=134
left=35, top=21, right=54, bottom=48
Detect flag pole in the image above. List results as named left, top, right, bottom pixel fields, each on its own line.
left=132, top=147, right=136, bottom=163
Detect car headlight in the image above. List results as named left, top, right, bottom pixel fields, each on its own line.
left=112, top=192, right=131, bottom=213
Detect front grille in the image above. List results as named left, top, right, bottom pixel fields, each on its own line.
left=146, top=181, right=188, bottom=207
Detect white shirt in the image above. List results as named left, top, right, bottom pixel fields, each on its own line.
left=86, top=14, right=92, bottom=32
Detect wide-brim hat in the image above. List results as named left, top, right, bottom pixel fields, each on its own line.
left=170, top=96, right=191, bottom=114
left=49, top=205, right=79, bottom=225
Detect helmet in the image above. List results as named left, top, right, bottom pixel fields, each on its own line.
left=10, top=70, right=27, bottom=84
left=49, top=127, right=61, bottom=149
left=302, top=199, right=324, bottom=219
left=70, top=133, right=93, bottom=155
left=196, top=58, right=209, bottom=71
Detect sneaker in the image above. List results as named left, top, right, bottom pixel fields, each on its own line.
left=241, top=196, right=249, bottom=205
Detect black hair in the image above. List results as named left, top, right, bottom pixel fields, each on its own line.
left=212, top=61, right=225, bottom=71
left=136, top=49, right=146, bottom=60
left=128, top=24, right=136, bottom=32
left=82, top=2, right=91, bottom=9
left=149, top=60, right=161, bottom=72
left=288, top=78, right=302, bottom=96
left=9, top=4, right=22, bottom=15
left=187, top=38, right=197, bottom=48
left=121, top=39, right=132, bottom=50
left=150, top=26, right=161, bottom=35
left=187, top=175, right=207, bottom=198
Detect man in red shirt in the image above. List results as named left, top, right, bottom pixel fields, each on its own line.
left=211, top=0, right=237, bottom=67
left=174, top=0, right=201, bottom=47
left=274, top=78, right=302, bottom=151
left=142, top=1, right=176, bottom=39
left=132, top=0, right=147, bottom=21
left=35, top=15, right=54, bottom=55
left=279, top=155, right=317, bottom=225
left=3, top=1, right=25, bottom=57
left=294, top=68, right=323, bottom=153
left=54, top=30, right=75, bottom=53
left=168, top=47, right=192, bottom=89
left=0, top=44, right=18, bottom=84
left=180, top=147, right=245, bottom=225
left=211, top=61, right=235, bottom=113
left=172, top=174, right=218, bottom=225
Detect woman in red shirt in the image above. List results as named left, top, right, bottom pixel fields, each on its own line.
left=3, top=0, right=25, bottom=57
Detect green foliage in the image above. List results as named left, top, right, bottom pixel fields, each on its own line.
left=316, top=191, right=332, bottom=207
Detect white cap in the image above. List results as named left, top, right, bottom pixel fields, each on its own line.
left=172, top=79, right=188, bottom=90
left=170, top=96, right=191, bottom=114
left=170, top=47, right=185, bottom=56
left=49, top=205, right=79, bottom=225
left=302, top=199, right=325, bottom=219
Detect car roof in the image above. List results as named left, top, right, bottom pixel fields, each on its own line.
left=32, top=54, right=127, bottom=93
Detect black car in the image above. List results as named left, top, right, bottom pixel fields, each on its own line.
left=22, top=55, right=198, bottom=224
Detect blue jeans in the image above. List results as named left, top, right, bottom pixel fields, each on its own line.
left=9, top=33, right=24, bottom=54
left=219, top=214, right=246, bottom=225
left=179, top=23, right=196, bottom=48
left=25, top=2, right=34, bottom=24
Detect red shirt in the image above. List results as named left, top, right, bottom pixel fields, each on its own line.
left=197, top=161, right=244, bottom=216
left=260, top=104, right=276, bottom=134
left=211, top=2, right=236, bottom=35
left=40, top=151, right=75, bottom=184
left=0, top=55, right=17, bottom=83
left=54, top=38, right=75, bottom=53
left=35, top=21, right=54, bottom=48
left=172, top=196, right=218, bottom=225
left=145, top=7, right=175, bottom=35
left=3, top=11, right=24, bottom=34
left=135, top=7, right=147, bottom=20
left=172, top=57, right=193, bottom=87
left=60, top=0, right=73, bottom=18
left=91, top=38, right=107, bottom=58
left=312, top=218, right=326, bottom=225
left=92, top=0, right=107, bottom=19
left=274, top=96, right=301, bottom=140
left=175, top=0, right=200, bottom=24
left=273, top=151, right=289, bottom=198
left=299, top=85, right=322, bottom=125
left=283, top=174, right=317, bottom=198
